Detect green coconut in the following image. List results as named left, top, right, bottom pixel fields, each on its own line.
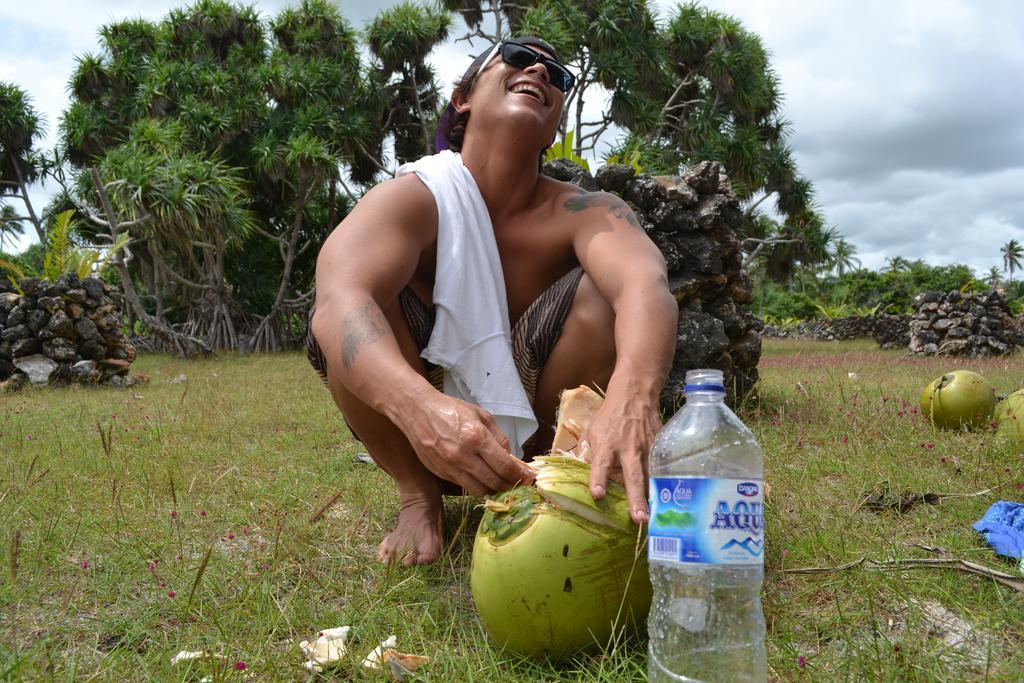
left=919, top=370, right=997, bottom=430
left=994, top=388, right=1024, bottom=446
left=470, top=456, right=651, bottom=659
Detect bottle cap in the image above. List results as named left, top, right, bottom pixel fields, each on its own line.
left=684, top=369, right=725, bottom=393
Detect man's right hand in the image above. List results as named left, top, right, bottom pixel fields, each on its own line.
left=395, top=389, right=536, bottom=496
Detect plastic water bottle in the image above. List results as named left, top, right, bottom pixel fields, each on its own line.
left=647, top=369, right=766, bottom=682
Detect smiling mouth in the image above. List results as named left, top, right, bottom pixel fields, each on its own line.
left=508, top=83, right=547, bottom=105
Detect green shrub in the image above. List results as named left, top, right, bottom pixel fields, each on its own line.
left=756, top=283, right=819, bottom=320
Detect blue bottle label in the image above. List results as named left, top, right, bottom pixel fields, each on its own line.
left=648, top=477, right=765, bottom=565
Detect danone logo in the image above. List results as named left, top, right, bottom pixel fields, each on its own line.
left=737, top=482, right=759, bottom=497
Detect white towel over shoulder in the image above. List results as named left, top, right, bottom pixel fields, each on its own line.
left=397, top=150, right=538, bottom=457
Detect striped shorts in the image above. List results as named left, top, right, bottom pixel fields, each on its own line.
left=306, top=266, right=585, bottom=407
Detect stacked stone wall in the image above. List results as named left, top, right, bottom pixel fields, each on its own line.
left=761, top=314, right=911, bottom=349
left=543, top=159, right=761, bottom=410
left=909, top=290, right=1023, bottom=357
left=0, top=274, right=136, bottom=390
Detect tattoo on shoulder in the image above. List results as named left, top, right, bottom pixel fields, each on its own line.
left=340, top=302, right=391, bottom=369
left=564, top=192, right=643, bottom=231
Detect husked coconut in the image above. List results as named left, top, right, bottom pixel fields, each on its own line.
left=550, top=385, right=605, bottom=460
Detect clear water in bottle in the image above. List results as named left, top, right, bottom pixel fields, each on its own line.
left=647, top=369, right=766, bottom=682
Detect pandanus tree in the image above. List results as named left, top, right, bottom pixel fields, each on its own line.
left=247, top=0, right=367, bottom=350
left=366, top=2, right=452, bottom=163
left=60, top=0, right=370, bottom=353
left=0, top=82, right=47, bottom=243
left=62, top=8, right=264, bottom=352
left=649, top=3, right=828, bottom=273
left=445, top=0, right=832, bottom=279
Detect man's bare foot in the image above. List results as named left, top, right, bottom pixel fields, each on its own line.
left=378, top=489, right=445, bottom=566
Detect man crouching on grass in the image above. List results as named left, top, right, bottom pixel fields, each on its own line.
left=307, top=37, right=678, bottom=565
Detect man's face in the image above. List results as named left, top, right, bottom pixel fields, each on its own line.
left=458, top=44, right=566, bottom=147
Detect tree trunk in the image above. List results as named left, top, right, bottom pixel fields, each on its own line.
left=253, top=186, right=312, bottom=352
left=408, top=68, right=433, bottom=155
left=8, top=149, right=45, bottom=243
left=89, top=167, right=211, bottom=357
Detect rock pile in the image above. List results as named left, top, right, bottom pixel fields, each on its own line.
left=762, top=314, right=911, bottom=349
left=909, top=290, right=1023, bottom=357
left=872, top=314, right=911, bottom=350
left=0, top=274, right=136, bottom=389
left=762, top=316, right=874, bottom=341
left=544, top=159, right=762, bottom=410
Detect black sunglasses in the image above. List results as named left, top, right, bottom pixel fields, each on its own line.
left=482, top=41, right=576, bottom=94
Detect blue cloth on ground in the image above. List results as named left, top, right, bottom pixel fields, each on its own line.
left=972, top=500, right=1024, bottom=559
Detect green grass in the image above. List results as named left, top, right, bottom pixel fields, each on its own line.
left=1, top=340, right=1022, bottom=681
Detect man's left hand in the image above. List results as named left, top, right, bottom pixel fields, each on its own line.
left=582, top=392, right=662, bottom=525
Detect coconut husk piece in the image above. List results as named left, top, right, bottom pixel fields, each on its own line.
left=856, top=481, right=1008, bottom=515
left=382, top=650, right=430, bottom=680
left=857, top=481, right=939, bottom=514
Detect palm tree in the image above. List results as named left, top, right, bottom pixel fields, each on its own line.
left=884, top=256, right=911, bottom=274
left=830, top=237, right=860, bottom=277
left=0, top=204, right=25, bottom=252
left=1001, top=239, right=1023, bottom=283
left=987, top=265, right=1002, bottom=289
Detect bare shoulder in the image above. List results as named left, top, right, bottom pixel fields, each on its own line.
left=349, top=173, right=437, bottom=227
left=546, top=181, right=644, bottom=232
left=318, top=174, right=438, bottom=263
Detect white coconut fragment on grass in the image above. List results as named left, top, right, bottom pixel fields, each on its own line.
left=362, top=636, right=430, bottom=679
left=170, top=650, right=224, bottom=665
left=362, top=635, right=398, bottom=670
left=298, top=626, right=351, bottom=672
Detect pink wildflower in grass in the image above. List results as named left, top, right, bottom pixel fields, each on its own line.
left=170, top=510, right=178, bottom=519
left=842, top=436, right=849, bottom=445
left=798, top=655, right=807, bottom=667
left=228, top=533, right=235, bottom=540
left=926, top=443, right=934, bottom=450
left=200, top=510, right=207, bottom=518
left=159, top=581, right=167, bottom=588
left=1015, top=483, right=1024, bottom=492
left=242, top=527, right=249, bottom=535
left=167, top=590, right=176, bottom=598
left=81, top=559, right=89, bottom=569
left=234, top=661, right=247, bottom=671
left=25, top=434, right=33, bottom=440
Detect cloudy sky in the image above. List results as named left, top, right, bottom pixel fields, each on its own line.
left=2, top=0, right=1023, bottom=276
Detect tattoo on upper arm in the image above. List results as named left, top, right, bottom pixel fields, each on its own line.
left=564, top=192, right=643, bottom=231
left=340, top=302, right=391, bottom=369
